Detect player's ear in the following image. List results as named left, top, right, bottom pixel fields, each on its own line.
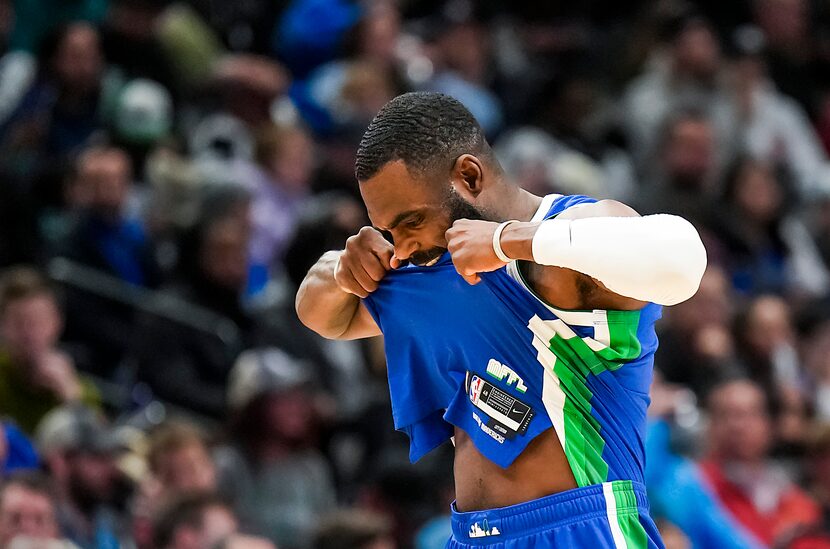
left=451, top=154, right=484, bottom=198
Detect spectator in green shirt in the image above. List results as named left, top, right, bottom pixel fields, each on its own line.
left=0, top=266, right=99, bottom=434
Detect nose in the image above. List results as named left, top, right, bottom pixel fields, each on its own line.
left=393, top=236, right=418, bottom=262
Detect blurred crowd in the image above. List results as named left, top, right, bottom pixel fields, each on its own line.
left=1, top=0, right=830, bottom=548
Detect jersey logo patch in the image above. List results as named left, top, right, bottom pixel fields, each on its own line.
left=486, top=358, right=528, bottom=393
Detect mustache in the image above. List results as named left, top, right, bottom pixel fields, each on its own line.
left=407, top=247, right=446, bottom=266
left=396, top=191, right=486, bottom=268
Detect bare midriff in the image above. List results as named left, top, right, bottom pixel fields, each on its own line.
left=453, top=426, right=577, bottom=512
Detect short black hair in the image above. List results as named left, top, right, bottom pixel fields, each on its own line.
left=355, top=92, right=488, bottom=182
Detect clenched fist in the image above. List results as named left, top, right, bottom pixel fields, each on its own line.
left=445, top=219, right=507, bottom=285
left=334, top=227, right=399, bottom=298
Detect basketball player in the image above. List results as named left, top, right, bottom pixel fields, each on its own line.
left=296, top=92, right=706, bottom=547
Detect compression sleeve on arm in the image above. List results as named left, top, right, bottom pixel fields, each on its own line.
left=531, top=214, right=707, bottom=306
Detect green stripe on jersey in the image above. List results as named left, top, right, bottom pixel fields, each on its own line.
left=612, top=481, right=648, bottom=548
left=538, top=311, right=644, bottom=486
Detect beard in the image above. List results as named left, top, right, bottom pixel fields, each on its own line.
left=408, top=189, right=489, bottom=266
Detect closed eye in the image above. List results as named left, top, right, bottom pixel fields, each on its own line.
left=405, top=214, right=424, bottom=229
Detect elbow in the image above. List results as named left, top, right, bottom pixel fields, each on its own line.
left=295, top=285, right=324, bottom=336
left=308, top=325, right=349, bottom=340
left=657, top=219, right=708, bottom=306
left=294, top=290, right=349, bottom=340
left=296, top=307, right=346, bottom=340
left=294, top=283, right=310, bottom=327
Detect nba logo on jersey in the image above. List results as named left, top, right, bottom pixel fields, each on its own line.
left=469, top=375, right=484, bottom=404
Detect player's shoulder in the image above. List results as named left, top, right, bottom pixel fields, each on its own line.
left=545, top=194, right=597, bottom=216
left=547, top=196, right=638, bottom=220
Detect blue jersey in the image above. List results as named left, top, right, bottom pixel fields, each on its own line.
left=363, top=194, right=662, bottom=488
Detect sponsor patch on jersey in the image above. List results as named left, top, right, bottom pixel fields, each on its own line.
left=467, top=373, right=534, bottom=439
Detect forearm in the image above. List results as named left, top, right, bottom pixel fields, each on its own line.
left=295, top=251, right=364, bottom=339
left=501, top=215, right=707, bottom=306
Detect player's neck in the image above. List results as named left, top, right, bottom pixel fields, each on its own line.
left=490, top=187, right=544, bottom=223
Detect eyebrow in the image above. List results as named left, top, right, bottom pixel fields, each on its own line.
left=379, top=209, right=420, bottom=232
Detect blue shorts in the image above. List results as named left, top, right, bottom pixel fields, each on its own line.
left=448, top=480, right=664, bottom=548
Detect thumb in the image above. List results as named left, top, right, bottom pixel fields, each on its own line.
left=461, top=272, right=481, bottom=285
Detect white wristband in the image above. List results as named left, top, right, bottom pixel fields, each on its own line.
left=492, top=220, right=519, bottom=263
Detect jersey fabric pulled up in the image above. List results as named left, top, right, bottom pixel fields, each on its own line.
left=363, top=194, right=662, bottom=490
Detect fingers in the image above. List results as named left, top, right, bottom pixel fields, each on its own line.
left=376, top=246, right=395, bottom=271
left=336, top=254, right=389, bottom=297
left=334, top=260, right=369, bottom=298
left=337, top=227, right=396, bottom=297
left=351, top=261, right=380, bottom=294
left=363, top=252, right=389, bottom=281
left=452, top=257, right=482, bottom=285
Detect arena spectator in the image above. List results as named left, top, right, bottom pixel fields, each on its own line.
left=35, top=405, right=132, bottom=549
left=152, top=491, right=275, bottom=549
left=130, top=186, right=255, bottom=417
left=246, top=122, right=315, bottom=279
left=0, top=267, right=99, bottom=434
left=734, top=296, right=802, bottom=404
left=711, top=158, right=830, bottom=297
left=637, top=108, right=719, bottom=226
left=217, top=348, right=335, bottom=549
left=132, top=183, right=334, bottom=417
left=55, top=146, right=158, bottom=287
left=655, top=265, right=741, bottom=397
left=273, top=0, right=365, bottom=79
left=700, top=379, right=821, bottom=546
left=147, top=420, right=218, bottom=499
left=622, top=14, right=736, bottom=172
left=645, top=373, right=766, bottom=549
left=726, top=27, right=830, bottom=198
left=0, top=472, right=63, bottom=547
left=296, top=0, right=402, bottom=137
left=0, top=22, right=110, bottom=180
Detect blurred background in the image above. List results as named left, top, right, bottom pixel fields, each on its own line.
left=1, top=0, right=830, bottom=547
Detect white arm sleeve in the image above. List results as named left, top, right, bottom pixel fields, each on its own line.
left=531, top=214, right=707, bottom=306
